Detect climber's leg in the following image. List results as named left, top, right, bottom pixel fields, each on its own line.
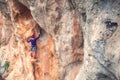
left=30, top=46, right=35, bottom=58
left=30, top=52, right=34, bottom=57
left=32, top=46, right=37, bottom=59
left=34, top=50, right=37, bottom=59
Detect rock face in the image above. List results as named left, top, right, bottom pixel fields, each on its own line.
left=0, top=0, right=120, bottom=80
left=75, top=0, right=120, bottom=80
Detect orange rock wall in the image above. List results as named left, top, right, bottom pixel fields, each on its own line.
left=0, top=0, right=84, bottom=80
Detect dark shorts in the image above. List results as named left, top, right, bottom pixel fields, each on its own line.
left=30, top=46, right=36, bottom=51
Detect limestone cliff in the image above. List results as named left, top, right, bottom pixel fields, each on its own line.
left=0, top=0, right=120, bottom=80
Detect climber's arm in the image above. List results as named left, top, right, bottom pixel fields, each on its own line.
left=27, top=39, right=31, bottom=42
left=35, top=34, right=40, bottom=40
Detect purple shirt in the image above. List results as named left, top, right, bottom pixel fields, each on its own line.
left=27, top=34, right=40, bottom=47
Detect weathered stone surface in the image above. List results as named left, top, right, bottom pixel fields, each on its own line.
left=75, top=0, right=120, bottom=80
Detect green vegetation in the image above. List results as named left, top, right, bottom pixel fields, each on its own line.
left=3, top=61, right=9, bottom=71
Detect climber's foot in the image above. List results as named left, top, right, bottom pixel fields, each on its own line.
left=31, top=58, right=36, bottom=63
left=35, top=59, right=41, bottom=64
left=36, top=59, right=40, bottom=63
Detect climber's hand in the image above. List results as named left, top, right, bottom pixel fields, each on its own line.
left=38, top=33, right=40, bottom=37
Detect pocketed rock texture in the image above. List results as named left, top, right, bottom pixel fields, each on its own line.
left=0, top=0, right=120, bottom=80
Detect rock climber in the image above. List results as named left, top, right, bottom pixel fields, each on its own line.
left=27, top=33, right=40, bottom=58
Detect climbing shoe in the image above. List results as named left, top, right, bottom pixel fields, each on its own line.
left=36, top=59, right=40, bottom=63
